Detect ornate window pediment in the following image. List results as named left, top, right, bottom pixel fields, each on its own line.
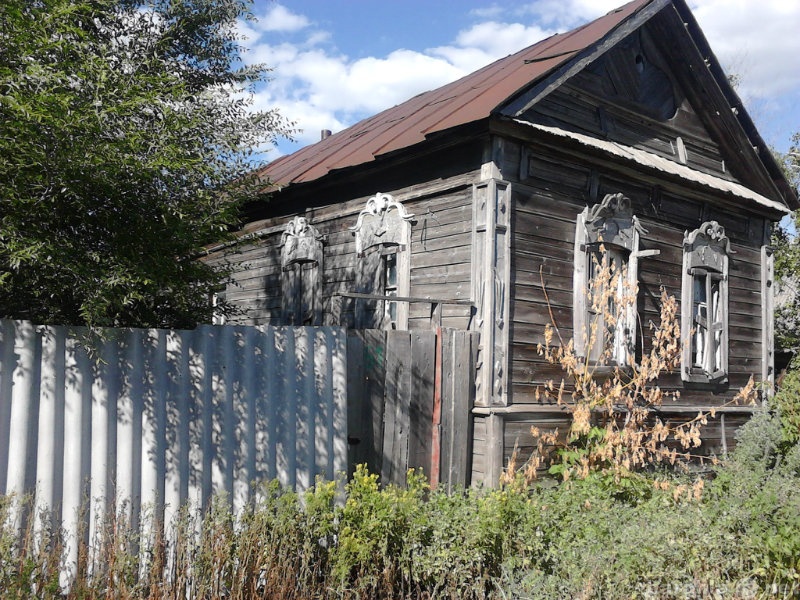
left=683, top=220, right=732, bottom=273
left=350, top=192, right=415, bottom=255
left=583, top=192, right=643, bottom=252
left=281, top=216, right=324, bottom=269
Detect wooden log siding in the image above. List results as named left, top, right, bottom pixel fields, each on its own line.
left=211, top=236, right=283, bottom=325
left=407, top=188, right=475, bottom=329
left=520, top=21, right=739, bottom=186
left=508, top=153, right=768, bottom=415
left=207, top=177, right=478, bottom=331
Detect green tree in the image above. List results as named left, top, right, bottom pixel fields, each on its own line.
left=0, top=0, right=288, bottom=328
left=773, top=132, right=800, bottom=352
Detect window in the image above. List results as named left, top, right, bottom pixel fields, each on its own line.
left=351, top=192, right=414, bottom=329
left=280, top=216, right=324, bottom=325
left=574, top=193, right=649, bottom=368
left=681, top=221, right=731, bottom=384
left=210, top=289, right=226, bottom=325
left=383, top=252, right=398, bottom=328
left=586, top=245, right=628, bottom=364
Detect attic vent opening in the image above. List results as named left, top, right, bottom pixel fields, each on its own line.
left=635, top=53, right=644, bottom=73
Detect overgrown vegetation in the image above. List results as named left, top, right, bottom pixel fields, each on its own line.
left=503, top=253, right=756, bottom=489
left=1, top=404, right=799, bottom=600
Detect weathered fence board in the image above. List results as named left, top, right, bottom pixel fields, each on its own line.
left=344, top=328, right=476, bottom=488
left=440, top=330, right=478, bottom=491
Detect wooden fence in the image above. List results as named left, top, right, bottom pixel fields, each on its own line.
left=346, top=328, right=477, bottom=490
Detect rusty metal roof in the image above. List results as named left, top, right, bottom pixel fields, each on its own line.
left=256, top=0, right=652, bottom=188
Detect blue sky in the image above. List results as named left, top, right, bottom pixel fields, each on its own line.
left=237, top=0, right=800, bottom=161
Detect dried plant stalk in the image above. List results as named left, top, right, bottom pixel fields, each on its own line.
left=503, top=257, right=758, bottom=485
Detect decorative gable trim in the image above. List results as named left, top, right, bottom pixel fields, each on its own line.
left=498, top=0, right=670, bottom=118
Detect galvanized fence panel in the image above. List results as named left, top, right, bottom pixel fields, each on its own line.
left=0, top=319, right=347, bottom=551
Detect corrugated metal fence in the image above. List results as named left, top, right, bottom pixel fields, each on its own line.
left=0, top=319, right=347, bottom=558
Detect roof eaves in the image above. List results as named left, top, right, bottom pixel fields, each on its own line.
left=519, top=120, right=791, bottom=215
left=669, top=0, right=799, bottom=209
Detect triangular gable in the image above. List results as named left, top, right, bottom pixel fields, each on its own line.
left=498, top=0, right=797, bottom=209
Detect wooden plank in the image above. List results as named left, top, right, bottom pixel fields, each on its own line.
left=470, top=417, right=488, bottom=486
left=360, top=330, right=386, bottom=478
left=438, top=329, right=453, bottom=489
left=381, top=331, right=412, bottom=486
left=411, top=230, right=472, bottom=253
left=446, top=331, right=476, bottom=489
left=410, top=245, right=472, bottom=269
left=345, top=332, right=366, bottom=479
left=408, top=330, right=435, bottom=479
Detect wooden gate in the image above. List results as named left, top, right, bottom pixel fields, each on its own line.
left=346, top=328, right=477, bottom=488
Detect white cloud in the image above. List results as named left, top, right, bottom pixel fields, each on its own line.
left=690, top=0, right=800, bottom=99
left=469, top=5, right=504, bottom=19
left=252, top=47, right=464, bottom=146
left=515, top=0, right=626, bottom=30
left=253, top=4, right=309, bottom=33
left=431, top=21, right=555, bottom=71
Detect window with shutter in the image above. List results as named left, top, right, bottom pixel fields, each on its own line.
left=351, top=192, right=414, bottom=330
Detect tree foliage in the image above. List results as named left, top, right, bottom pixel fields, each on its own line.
left=0, top=0, right=289, bottom=328
left=773, top=132, right=800, bottom=351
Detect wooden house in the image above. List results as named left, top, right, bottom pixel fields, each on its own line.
left=207, top=0, right=798, bottom=486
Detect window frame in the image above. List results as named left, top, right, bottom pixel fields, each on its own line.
left=280, top=216, right=325, bottom=326
left=351, top=193, right=414, bottom=330
left=210, top=289, right=227, bottom=326
left=681, top=221, right=732, bottom=385
left=573, top=193, right=648, bottom=370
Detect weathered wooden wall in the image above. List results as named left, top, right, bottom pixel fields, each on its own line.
left=210, top=172, right=480, bottom=331
left=492, top=133, right=771, bottom=474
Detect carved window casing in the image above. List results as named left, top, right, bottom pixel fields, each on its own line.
left=351, top=192, right=414, bottom=330
left=280, top=216, right=324, bottom=325
left=210, top=289, right=226, bottom=326
left=574, top=193, right=646, bottom=368
left=681, top=221, right=731, bottom=384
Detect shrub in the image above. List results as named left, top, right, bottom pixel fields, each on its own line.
left=506, top=260, right=757, bottom=487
